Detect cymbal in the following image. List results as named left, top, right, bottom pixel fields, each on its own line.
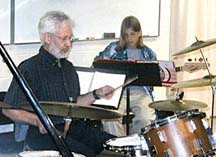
left=0, top=102, right=11, bottom=108
left=173, top=38, right=216, bottom=56
left=149, top=99, right=207, bottom=112
left=19, top=101, right=122, bottom=120
left=171, top=75, right=216, bottom=88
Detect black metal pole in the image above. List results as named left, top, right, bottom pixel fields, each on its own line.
left=126, top=87, right=130, bottom=135
left=211, top=87, right=215, bottom=132
left=0, top=42, right=73, bottom=157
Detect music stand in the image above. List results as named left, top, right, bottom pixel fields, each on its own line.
left=93, top=59, right=162, bottom=135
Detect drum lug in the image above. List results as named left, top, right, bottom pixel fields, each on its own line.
left=157, top=131, right=166, bottom=143
left=149, top=145, right=158, bottom=156
left=194, top=138, right=203, bottom=150
left=164, top=150, right=170, bottom=157
left=201, top=119, right=209, bottom=129
left=187, top=120, right=197, bottom=132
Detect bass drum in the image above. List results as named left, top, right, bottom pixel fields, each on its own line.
left=104, top=134, right=150, bottom=157
left=142, top=110, right=212, bottom=157
left=17, top=150, right=85, bottom=157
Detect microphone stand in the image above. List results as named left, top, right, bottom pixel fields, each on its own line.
left=195, top=37, right=215, bottom=133
left=0, top=42, right=73, bottom=157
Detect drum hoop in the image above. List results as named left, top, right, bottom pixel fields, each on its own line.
left=18, top=151, right=61, bottom=157
left=151, top=110, right=204, bottom=128
left=104, top=143, right=142, bottom=152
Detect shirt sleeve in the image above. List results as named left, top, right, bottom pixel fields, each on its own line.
left=143, top=45, right=157, bottom=60
left=94, top=42, right=118, bottom=59
left=4, top=63, right=30, bottom=108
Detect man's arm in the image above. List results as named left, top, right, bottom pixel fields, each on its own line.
left=77, top=85, right=114, bottom=105
left=2, top=109, right=47, bottom=134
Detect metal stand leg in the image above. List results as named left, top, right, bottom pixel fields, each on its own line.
left=126, top=87, right=130, bottom=135
left=211, top=84, right=216, bottom=132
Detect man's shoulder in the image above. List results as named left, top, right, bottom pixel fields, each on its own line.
left=18, top=54, right=40, bottom=69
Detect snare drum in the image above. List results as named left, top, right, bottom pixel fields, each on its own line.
left=104, top=134, right=150, bottom=157
left=142, top=110, right=212, bottom=157
left=18, top=150, right=85, bottom=157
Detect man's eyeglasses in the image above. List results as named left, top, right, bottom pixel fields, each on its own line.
left=50, top=33, right=75, bottom=43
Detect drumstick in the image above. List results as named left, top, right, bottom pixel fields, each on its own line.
left=113, top=75, right=138, bottom=92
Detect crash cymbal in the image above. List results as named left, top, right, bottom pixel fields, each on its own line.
left=171, top=75, right=216, bottom=88
left=149, top=99, right=207, bottom=112
left=0, top=102, right=11, bottom=108
left=19, top=101, right=122, bottom=120
left=173, top=38, right=216, bottom=56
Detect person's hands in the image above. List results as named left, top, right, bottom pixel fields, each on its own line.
left=95, top=85, right=114, bottom=99
left=33, top=115, right=47, bottom=134
left=37, top=120, right=47, bottom=134
left=2, top=109, right=47, bottom=134
left=78, top=85, right=114, bottom=105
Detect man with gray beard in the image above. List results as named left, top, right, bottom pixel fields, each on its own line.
left=2, top=11, right=115, bottom=157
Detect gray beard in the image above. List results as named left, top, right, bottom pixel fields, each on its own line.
left=49, top=42, right=69, bottom=59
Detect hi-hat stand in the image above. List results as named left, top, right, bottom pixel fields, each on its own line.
left=0, top=42, right=73, bottom=157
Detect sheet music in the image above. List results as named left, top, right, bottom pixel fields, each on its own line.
left=77, top=71, right=94, bottom=94
left=77, top=70, right=126, bottom=109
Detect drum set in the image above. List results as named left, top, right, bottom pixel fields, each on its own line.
left=104, top=108, right=216, bottom=157
left=15, top=100, right=216, bottom=157
left=3, top=38, right=216, bottom=157
left=104, top=38, right=216, bottom=157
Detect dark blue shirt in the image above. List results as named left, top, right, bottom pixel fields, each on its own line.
left=4, top=47, right=80, bottom=141
left=4, top=46, right=80, bottom=106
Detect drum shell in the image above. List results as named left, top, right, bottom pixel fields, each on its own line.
left=142, top=111, right=212, bottom=157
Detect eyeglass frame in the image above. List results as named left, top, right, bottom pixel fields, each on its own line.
left=49, top=33, right=75, bottom=43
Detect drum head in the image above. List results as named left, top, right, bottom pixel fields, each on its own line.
left=18, top=151, right=86, bottom=157
left=18, top=151, right=61, bottom=157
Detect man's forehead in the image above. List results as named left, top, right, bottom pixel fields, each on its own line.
left=55, top=24, right=73, bottom=35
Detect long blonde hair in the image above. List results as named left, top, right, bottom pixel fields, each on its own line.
left=118, top=16, right=144, bottom=50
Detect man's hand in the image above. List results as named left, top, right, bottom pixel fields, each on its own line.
left=2, top=109, right=47, bottom=134
left=33, top=115, right=47, bottom=134
left=95, top=85, right=114, bottom=99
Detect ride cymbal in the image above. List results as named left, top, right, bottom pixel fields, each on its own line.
left=173, top=38, right=216, bottom=56
left=0, top=102, right=11, bottom=108
left=149, top=99, right=207, bottom=112
left=171, top=75, right=216, bottom=88
left=19, top=101, right=122, bottom=120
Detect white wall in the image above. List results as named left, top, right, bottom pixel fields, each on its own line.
left=14, top=0, right=160, bottom=42
left=1, top=1, right=171, bottom=101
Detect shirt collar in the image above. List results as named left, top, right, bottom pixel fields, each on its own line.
left=39, top=46, right=66, bottom=66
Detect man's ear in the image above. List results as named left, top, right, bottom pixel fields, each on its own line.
left=44, top=32, right=52, bottom=44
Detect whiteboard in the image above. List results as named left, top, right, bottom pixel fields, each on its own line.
left=0, top=0, right=10, bottom=44
left=14, top=0, right=160, bottom=43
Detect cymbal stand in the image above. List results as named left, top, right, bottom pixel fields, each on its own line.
left=195, top=37, right=216, bottom=132
left=126, top=86, right=130, bottom=135
left=63, top=106, right=72, bottom=138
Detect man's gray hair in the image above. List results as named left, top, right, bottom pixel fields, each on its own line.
left=38, top=11, right=74, bottom=45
